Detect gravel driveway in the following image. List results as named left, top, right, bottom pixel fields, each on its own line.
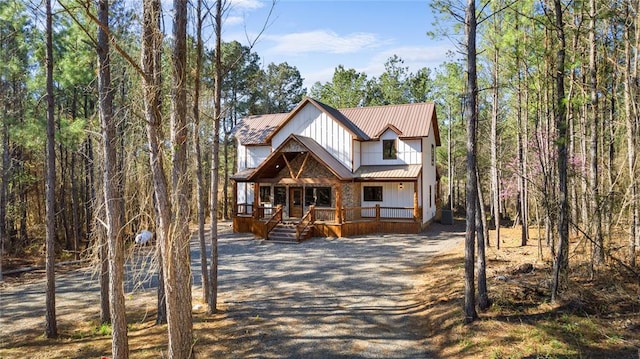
left=1, top=222, right=464, bottom=358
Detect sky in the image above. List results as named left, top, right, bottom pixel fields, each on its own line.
left=220, top=0, right=458, bottom=90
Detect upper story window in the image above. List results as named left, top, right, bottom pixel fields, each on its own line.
left=431, top=143, right=435, bottom=166
left=383, top=139, right=397, bottom=160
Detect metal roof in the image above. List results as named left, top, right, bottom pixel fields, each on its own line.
left=230, top=167, right=255, bottom=181
left=354, top=164, right=422, bottom=180
left=339, top=102, right=438, bottom=141
left=245, top=134, right=353, bottom=181
left=233, top=113, right=288, bottom=145
left=292, top=135, right=354, bottom=180
left=233, top=98, right=440, bottom=146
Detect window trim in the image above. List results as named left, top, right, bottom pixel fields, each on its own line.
left=363, top=186, right=383, bottom=202
left=382, top=139, right=397, bottom=160
left=259, top=186, right=271, bottom=203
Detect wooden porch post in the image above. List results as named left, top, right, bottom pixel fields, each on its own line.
left=232, top=180, right=238, bottom=215
left=413, top=181, right=419, bottom=221
left=253, top=182, right=259, bottom=218
left=335, top=184, right=342, bottom=224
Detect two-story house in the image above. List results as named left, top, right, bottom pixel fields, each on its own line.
left=231, top=97, right=441, bottom=240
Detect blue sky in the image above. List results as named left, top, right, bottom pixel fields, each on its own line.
left=221, top=0, right=457, bottom=89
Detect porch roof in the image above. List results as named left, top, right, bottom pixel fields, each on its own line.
left=244, top=134, right=354, bottom=182
left=230, top=167, right=255, bottom=181
left=354, top=164, right=422, bottom=181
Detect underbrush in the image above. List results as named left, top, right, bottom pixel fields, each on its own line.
left=414, top=226, right=640, bottom=359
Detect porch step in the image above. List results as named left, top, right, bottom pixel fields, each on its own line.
left=267, top=223, right=313, bottom=243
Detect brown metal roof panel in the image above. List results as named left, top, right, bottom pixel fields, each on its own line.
left=230, top=167, right=256, bottom=181
left=354, top=164, right=422, bottom=179
left=292, top=134, right=354, bottom=180
left=234, top=113, right=288, bottom=145
left=340, top=102, right=435, bottom=139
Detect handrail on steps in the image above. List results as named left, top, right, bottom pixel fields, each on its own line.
left=265, top=205, right=283, bottom=238
left=296, top=205, right=315, bottom=240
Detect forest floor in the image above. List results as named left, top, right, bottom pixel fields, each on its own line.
left=1, top=222, right=639, bottom=358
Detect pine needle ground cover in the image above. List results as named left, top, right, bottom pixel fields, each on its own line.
left=413, top=227, right=640, bottom=359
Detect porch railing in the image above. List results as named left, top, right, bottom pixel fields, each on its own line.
left=236, top=203, right=254, bottom=216
left=265, top=205, right=283, bottom=237
left=237, top=203, right=421, bottom=223
left=296, top=205, right=315, bottom=240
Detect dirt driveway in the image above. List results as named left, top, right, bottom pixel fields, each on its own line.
left=1, top=222, right=465, bottom=358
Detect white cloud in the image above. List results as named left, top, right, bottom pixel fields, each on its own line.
left=362, top=44, right=457, bottom=77
left=229, top=0, right=264, bottom=10
left=224, top=15, right=245, bottom=27
left=266, top=30, right=386, bottom=55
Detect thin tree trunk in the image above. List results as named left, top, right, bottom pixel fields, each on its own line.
left=208, top=0, right=223, bottom=315
left=44, top=0, right=57, bottom=338
left=551, top=0, right=569, bottom=303
left=623, top=6, right=637, bottom=267
left=97, top=1, right=129, bottom=356
left=166, top=1, right=194, bottom=357
left=141, top=0, right=170, bottom=328
left=589, top=0, right=603, bottom=265
left=193, top=0, right=209, bottom=303
left=476, top=167, right=489, bottom=311
left=463, top=0, right=478, bottom=324
left=490, top=38, right=500, bottom=248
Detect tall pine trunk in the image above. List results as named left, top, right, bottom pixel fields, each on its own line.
left=166, top=1, right=194, bottom=356
left=44, top=0, right=57, bottom=338
left=96, top=1, right=129, bottom=356
left=193, top=0, right=209, bottom=303
left=208, top=0, right=223, bottom=315
left=551, top=0, right=569, bottom=303
left=463, top=0, right=479, bottom=324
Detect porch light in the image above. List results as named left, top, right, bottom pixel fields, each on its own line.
left=399, top=182, right=404, bottom=190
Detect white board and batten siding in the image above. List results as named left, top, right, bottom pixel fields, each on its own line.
left=360, top=130, right=422, bottom=166
left=422, top=134, right=437, bottom=223
left=271, top=104, right=353, bottom=171
left=361, top=181, right=415, bottom=219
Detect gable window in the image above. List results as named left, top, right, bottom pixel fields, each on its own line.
left=431, top=144, right=435, bottom=166
left=305, top=187, right=331, bottom=207
left=259, top=186, right=271, bottom=203
left=383, top=140, right=397, bottom=160
left=363, top=186, right=383, bottom=202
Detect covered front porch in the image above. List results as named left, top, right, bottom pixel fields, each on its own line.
left=233, top=201, right=423, bottom=240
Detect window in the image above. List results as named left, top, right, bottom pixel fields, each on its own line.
left=363, top=186, right=383, bottom=201
left=429, top=185, right=432, bottom=207
left=259, top=186, right=271, bottom=203
left=383, top=140, right=397, bottom=160
left=274, top=187, right=286, bottom=206
left=431, top=144, right=435, bottom=166
left=305, top=187, right=331, bottom=207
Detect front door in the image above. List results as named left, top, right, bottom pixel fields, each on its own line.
left=289, top=187, right=302, bottom=218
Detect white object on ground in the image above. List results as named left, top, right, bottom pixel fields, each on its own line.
left=134, top=230, right=153, bottom=245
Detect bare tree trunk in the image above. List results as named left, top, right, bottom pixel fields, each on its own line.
left=142, top=0, right=170, bottom=330
left=44, top=0, right=57, bottom=338
left=193, top=0, right=209, bottom=303
left=623, top=6, right=638, bottom=267
left=463, top=0, right=478, bottom=324
left=96, top=1, right=129, bottom=356
left=490, top=48, right=499, bottom=249
left=165, top=1, right=194, bottom=357
left=551, top=0, right=569, bottom=303
left=208, top=0, right=223, bottom=315
left=476, top=167, right=489, bottom=311
left=589, top=0, right=603, bottom=265
left=0, top=119, right=8, bottom=282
